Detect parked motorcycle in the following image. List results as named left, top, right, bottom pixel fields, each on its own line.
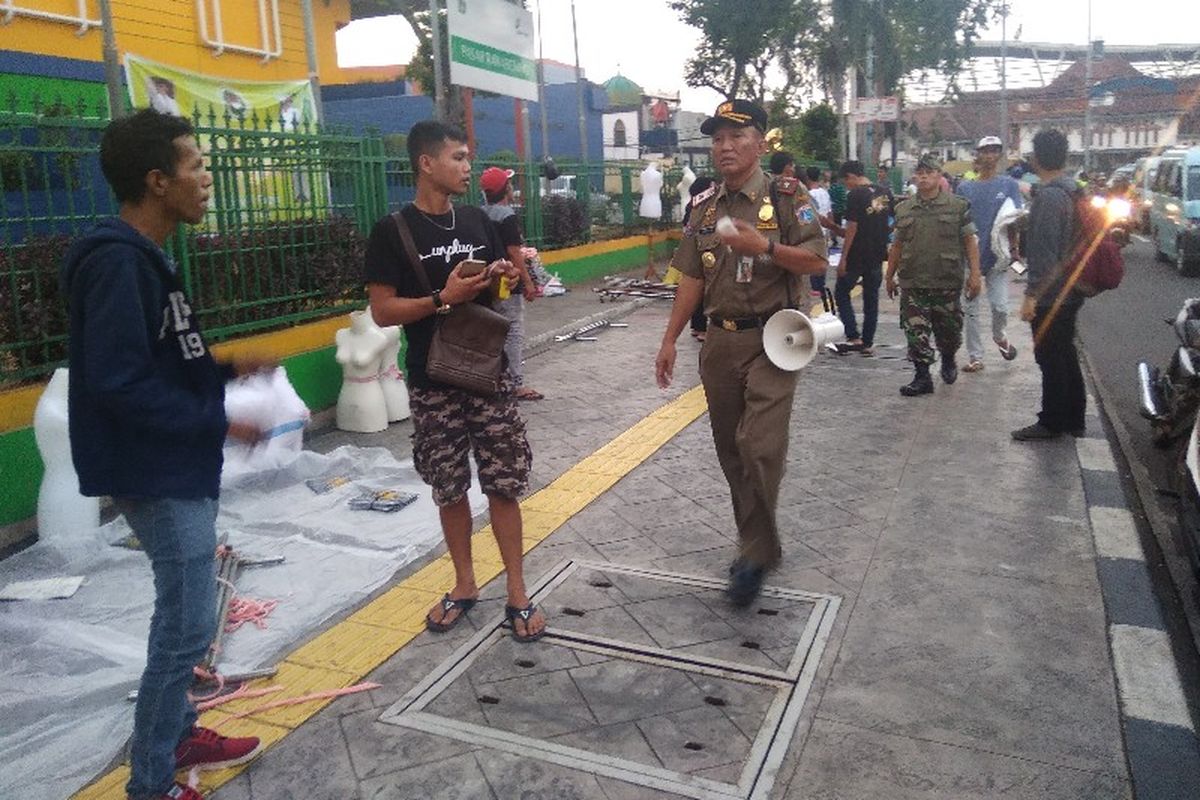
left=1138, top=298, right=1200, bottom=448
left=1173, top=411, right=1200, bottom=580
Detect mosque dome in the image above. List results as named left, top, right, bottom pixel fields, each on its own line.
left=602, top=73, right=643, bottom=108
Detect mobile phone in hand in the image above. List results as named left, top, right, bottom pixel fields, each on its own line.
left=458, top=259, right=489, bottom=278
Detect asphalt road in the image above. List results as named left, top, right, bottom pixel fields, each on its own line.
left=1077, top=235, right=1195, bottom=491
left=1076, top=235, right=1200, bottom=725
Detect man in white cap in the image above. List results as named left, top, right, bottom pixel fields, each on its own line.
left=954, top=135, right=1024, bottom=372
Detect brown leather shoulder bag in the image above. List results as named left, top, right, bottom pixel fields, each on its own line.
left=391, top=210, right=511, bottom=395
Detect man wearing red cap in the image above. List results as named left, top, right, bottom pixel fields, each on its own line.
left=481, top=166, right=542, bottom=401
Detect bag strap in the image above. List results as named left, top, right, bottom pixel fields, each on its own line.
left=391, top=208, right=434, bottom=296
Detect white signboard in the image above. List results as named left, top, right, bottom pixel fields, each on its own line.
left=447, top=0, right=538, bottom=102
left=850, top=97, right=899, bottom=123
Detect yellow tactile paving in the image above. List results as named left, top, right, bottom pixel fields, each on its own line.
left=71, top=384, right=709, bottom=799
left=347, top=585, right=445, bottom=634
left=285, top=620, right=412, bottom=678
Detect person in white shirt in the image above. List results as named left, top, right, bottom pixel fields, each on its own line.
left=804, top=167, right=833, bottom=297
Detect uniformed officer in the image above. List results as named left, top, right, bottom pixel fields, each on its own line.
left=654, top=99, right=828, bottom=606
left=885, top=153, right=983, bottom=396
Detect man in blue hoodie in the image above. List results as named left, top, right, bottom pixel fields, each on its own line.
left=61, top=109, right=266, bottom=800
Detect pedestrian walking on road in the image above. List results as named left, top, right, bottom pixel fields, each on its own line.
left=885, top=152, right=983, bottom=396
left=365, top=120, right=545, bottom=642
left=956, top=135, right=1023, bottom=373
left=481, top=165, right=543, bottom=401
left=62, top=109, right=269, bottom=800
left=1012, top=128, right=1088, bottom=441
left=654, top=99, right=829, bottom=606
left=830, top=160, right=893, bottom=356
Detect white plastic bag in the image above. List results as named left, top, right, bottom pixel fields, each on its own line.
left=222, top=367, right=310, bottom=485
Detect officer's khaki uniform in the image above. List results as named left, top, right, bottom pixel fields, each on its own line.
left=893, top=190, right=977, bottom=364
left=676, top=167, right=828, bottom=568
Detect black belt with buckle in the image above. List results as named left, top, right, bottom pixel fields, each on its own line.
left=709, top=315, right=766, bottom=332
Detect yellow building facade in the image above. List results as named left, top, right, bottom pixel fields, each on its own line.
left=0, top=0, right=368, bottom=111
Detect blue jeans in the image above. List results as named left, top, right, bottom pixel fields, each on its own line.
left=835, top=265, right=883, bottom=346
left=119, top=497, right=219, bottom=800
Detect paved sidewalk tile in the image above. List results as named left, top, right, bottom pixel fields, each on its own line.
left=207, top=290, right=1144, bottom=800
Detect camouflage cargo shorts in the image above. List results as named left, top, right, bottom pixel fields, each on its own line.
left=409, top=373, right=533, bottom=507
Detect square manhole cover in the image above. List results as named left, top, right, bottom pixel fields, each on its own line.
left=380, top=560, right=840, bottom=800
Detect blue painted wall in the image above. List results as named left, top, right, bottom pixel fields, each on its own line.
left=322, top=81, right=606, bottom=164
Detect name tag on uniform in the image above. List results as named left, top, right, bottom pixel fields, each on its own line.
left=736, top=255, right=753, bottom=283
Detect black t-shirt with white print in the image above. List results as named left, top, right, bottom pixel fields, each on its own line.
left=364, top=203, right=505, bottom=388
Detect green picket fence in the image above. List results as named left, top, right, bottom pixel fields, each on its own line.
left=0, top=95, right=673, bottom=387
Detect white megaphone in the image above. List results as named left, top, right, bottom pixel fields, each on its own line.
left=763, top=308, right=845, bottom=371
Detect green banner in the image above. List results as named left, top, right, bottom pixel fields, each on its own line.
left=450, top=35, right=536, bottom=82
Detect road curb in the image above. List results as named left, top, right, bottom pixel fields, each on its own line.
left=1077, top=348, right=1200, bottom=797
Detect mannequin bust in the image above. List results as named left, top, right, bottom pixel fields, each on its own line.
left=639, top=162, right=663, bottom=219
left=33, top=368, right=100, bottom=549
left=676, top=165, right=696, bottom=221
left=335, top=310, right=389, bottom=433
left=378, top=324, right=410, bottom=422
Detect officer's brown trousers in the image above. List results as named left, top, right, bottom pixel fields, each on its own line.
left=698, top=326, right=798, bottom=569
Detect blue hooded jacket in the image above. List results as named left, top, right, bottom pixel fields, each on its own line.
left=60, top=218, right=231, bottom=500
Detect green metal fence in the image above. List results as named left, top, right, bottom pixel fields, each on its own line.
left=0, top=96, right=668, bottom=388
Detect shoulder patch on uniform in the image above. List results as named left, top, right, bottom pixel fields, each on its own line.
left=775, top=176, right=799, bottom=196
left=796, top=203, right=816, bottom=224
left=692, top=185, right=716, bottom=207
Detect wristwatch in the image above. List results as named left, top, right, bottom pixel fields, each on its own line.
left=431, top=289, right=451, bottom=315
left=755, top=239, right=776, bottom=266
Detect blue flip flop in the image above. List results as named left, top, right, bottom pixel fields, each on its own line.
left=505, top=602, right=546, bottom=643
left=425, top=593, right=477, bottom=633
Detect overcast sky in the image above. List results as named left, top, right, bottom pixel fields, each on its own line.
left=335, top=0, right=1194, bottom=112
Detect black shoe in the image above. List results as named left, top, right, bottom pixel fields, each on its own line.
left=940, top=357, right=958, bottom=385
left=1011, top=423, right=1062, bottom=441
left=1070, top=427, right=1086, bottom=438
left=900, top=371, right=934, bottom=397
left=727, top=563, right=766, bottom=607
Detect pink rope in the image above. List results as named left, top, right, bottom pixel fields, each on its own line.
left=225, top=596, right=279, bottom=632
left=195, top=684, right=285, bottom=712
left=219, top=683, right=381, bottom=722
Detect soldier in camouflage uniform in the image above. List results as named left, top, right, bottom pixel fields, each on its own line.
left=655, top=99, right=828, bottom=606
left=885, top=153, right=983, bottom=396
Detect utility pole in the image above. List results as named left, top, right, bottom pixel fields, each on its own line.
left=864, top=29, right=874, bottom=163
left=999, top=2, right=1008, bottom=161
left=300, top=0, right=324, bottom=122
left=429, top=0, right=446, bottom=121
left=570, top=0, right=588, bottom=163
left=1082, top=0, right=1092, bottom=171
left=97, top=0, right=125, bottom=118
left=536, top=0, right=549, bottom=158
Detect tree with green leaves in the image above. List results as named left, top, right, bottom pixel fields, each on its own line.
left=826, top=0, right=1004, bottom=163
left=668, top=0, right=824, bottom=104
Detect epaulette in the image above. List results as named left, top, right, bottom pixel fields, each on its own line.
left=691, top=184, right=717, bottom=207
left=774, top=176, right=799, bottom=196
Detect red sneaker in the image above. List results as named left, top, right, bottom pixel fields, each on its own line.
left=153, top=783, right=204, bottom=800
left=175, top=725, right=261, bottom=771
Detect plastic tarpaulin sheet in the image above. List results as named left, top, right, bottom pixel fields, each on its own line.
left=0, top=445, right=483, bottom=800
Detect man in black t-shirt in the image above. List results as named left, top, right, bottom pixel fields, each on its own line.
left=831, top=160, right=894, bottom=355
left=366, top=120, right=546, bottom=643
